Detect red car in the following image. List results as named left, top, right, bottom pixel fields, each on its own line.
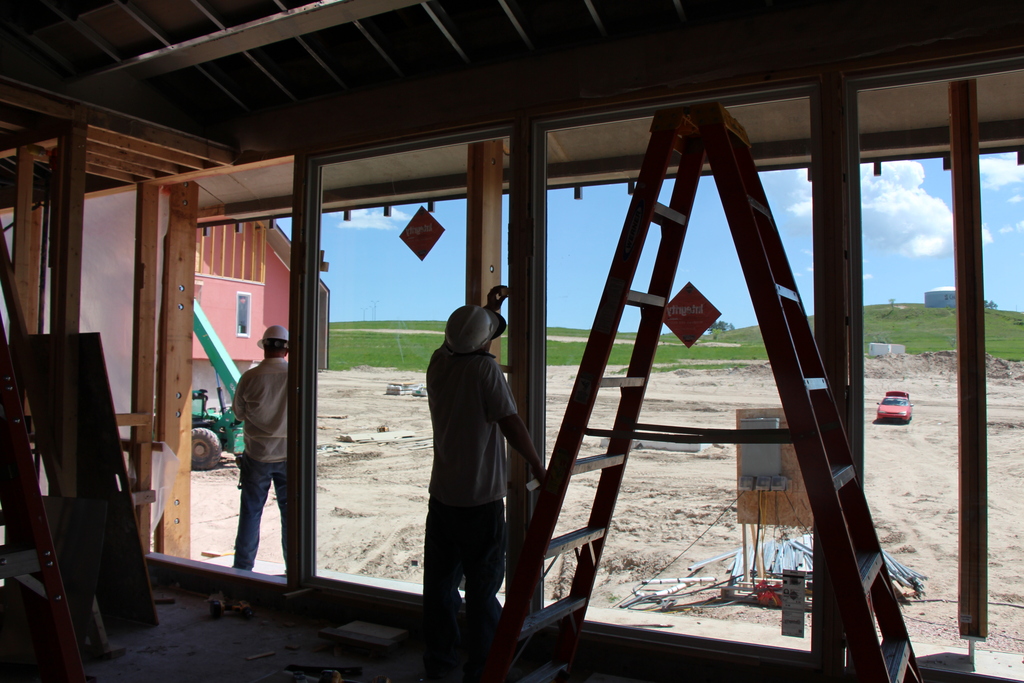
left=876, top=391, right=913, bottom=424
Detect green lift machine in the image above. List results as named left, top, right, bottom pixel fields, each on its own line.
left=191, top=302, right=245, bottom=470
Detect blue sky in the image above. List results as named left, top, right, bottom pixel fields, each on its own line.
left=283, top=152, right=1024, bottom=331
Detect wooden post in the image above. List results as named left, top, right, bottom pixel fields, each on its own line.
left=949, top=79, right=988, bottom=641
left=505, top=118, right=539, bottom=589
left=287, top=151, right=309, bottom=589
left=812, top=71, right=851, bottom=675
left=48, top=109, right=88, bottom=497
left=154, top=181, right=198, bottom=557
left=466, top=140, right=505, bottom=359
left=132, top=183, right=161, bottom=551
left=13, top=146, right=43, bottom=333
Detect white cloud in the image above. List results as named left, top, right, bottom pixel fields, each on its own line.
left=860, top=161, right=953, bottom=258
left=330, top=207, right=412, bottom=230
left=760, top=169, right=813, bottom=235
left=979, top=153, right=1024, bottom=190
left=1000, top=225, right=1015, bottom=234
left=1010, top=194, right=1023, bottom=203
left=983, top=227, right=994, bottom=244
left=864, top=273, right=874, bottom=279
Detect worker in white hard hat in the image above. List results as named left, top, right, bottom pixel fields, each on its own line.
left=231, top=324, right=290, bottom=571
left=422, top=285, right=545, bottom=683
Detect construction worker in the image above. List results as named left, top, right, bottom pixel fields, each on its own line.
left=232, top=324, right=290, bottom=572
left=422, top=286, right=545, bottom=683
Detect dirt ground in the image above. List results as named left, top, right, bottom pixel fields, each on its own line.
left=191, top=346, right=1024, bottom=656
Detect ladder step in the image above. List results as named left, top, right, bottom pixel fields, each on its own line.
left=546, top=526, right=607, bottom=560
left=0, top=544, right=41, bottom=580
left=803, top=377, right=827, bottom=390
left=572, top=453, right=626, bottom=476
left=600, top=376, right=645, bottom=388
left=881, top=638, right=912, bottom=683
left=858, top=551, right=884, bottom=591
left=586, top=426, right=790, bottom=445
left=831, top=465, right=857, bottom=490
left=515, top=660, right=570, bottom=683
left=651, top=202, right=688, bottom=227
left=776, top=283, right=800, bottom=302
left=626, top=290, right=666, bottom=308
left=520, top=596, right=588, bottom=641
left=747, top=195, right=775, bottom=226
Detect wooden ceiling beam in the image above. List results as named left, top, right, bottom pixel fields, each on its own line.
left=86, top=162, right=143, bottom=184
left=86, top=126, right=210, bottom=170
left=82, top=0, right=423, bottom=80
left=87, top=139, right=182, bottom=175
left=86, top=113, right=236, bottom=166
left=86, top=151, right=158, bottom=179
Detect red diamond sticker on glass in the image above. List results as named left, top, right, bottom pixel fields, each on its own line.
left=400, top=206, right=445, bottom=261
left=663, top=282, right=721, bottom=348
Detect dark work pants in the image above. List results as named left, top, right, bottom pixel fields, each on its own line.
left=423, top=496, right=507, bottom=683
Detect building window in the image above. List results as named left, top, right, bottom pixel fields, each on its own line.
left=236, top=292, right=251, bottom=337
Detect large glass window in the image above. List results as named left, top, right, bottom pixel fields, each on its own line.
left=538, top=93, right=816, bottom=657
left=300, top=131, right=511, bottom=594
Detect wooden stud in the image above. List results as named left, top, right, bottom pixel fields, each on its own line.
left=154, top=181, right=198, bottom=557
left=48, top=108, right=88, bottom=497
left=811, top=71, right=851, bottom=676
left=132, top=183, right=161, bottom=552
left=466, top=140, right=505, bottom=359
left=287, top=151, right=309, bottom=590
left=949, top=79, right=988, bottom=641
left=13, top=146, right=43, bottom=332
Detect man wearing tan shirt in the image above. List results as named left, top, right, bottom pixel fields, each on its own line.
left=232, top=325, right=289, bottom=571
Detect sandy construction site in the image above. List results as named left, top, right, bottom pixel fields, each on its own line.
left=191, top=347, right=1024, bottom=658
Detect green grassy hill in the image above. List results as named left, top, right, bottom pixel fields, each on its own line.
left=326, top=304, right=1024, bottom=371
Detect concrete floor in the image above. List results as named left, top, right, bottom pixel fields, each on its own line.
left=0, top=586, right=647, bottom=683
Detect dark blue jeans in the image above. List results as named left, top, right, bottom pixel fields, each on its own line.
left=233, top=455, right=287, bottom=571
left=423, top=497, right=506, bottom=683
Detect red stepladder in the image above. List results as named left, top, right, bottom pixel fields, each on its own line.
left=0, top=310, right=87, bottom=683
left=482, top=103, right=922, bottom=683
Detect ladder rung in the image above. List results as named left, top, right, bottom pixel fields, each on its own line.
left=600, top=376, right=645, bottom=388
left=586, top=426, right=791, bottom=444
left=546, top=526, right=607, bottom=560
left=515, top=660, right=570, bottom=683
left=0, top=544, right=41, bottom=580
left=776, top=284, right=800, bottom=302
left=858, top=551, right=884, bottom=591
left=626, top=290, right=666, bottom=308
left=651, top=202, right=688, bottom=227
left=832, top=465, right=857, bottom=490
left=747, top=195, right=775, bottom=226
left=520, top=596, right=588, bottom=640
left=572, top=453, right=626, bottom=476
left=881, top=638, right=912, bottom=683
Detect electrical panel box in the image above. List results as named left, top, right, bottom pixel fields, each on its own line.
left=755, top=475, right=772, bottom=491
left=771, top=475, right=789, bottom=491
left=739, top=417, right=782, bottom=477
left=738, top=475, right=755, bottom=491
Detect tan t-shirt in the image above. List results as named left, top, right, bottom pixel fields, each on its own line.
left=232, top=357, right=288, bottom=462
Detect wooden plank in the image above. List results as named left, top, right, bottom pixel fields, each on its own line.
left=154, top=181, right=198, bottom=557
left=318, top=621, right=408, bottom=653
left=13, top=146, right=43, bottom=332
left=87, top=126, right=208, bottom=171
left=0, top=79, right=75, bottom=120
left=132, top=183, right=160, bottom=550
left=86, top=111, right=236, bottom=166
left=735, top=409, right=813, bottom=527
left=49, top=109, right=88, bottom=497
left=88, top=138, right=186, bottom=175
left=86, top=150, right=159, bottom=179
left=85, top=162, right=143, bottom=184
left=0, top=122, right=65, bottom=155
left=34, top=334, right=157, bottom=625
left=286, top=150, right=308, bottom=589
left=949, top=79, right=988, bottom=641
left=465, top=140, right=505, bottom=359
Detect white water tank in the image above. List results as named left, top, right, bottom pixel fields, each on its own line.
left=925, top=286, right=956, bottom=308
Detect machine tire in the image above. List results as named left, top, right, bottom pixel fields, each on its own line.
left=191, top=427, right=222, bottom=471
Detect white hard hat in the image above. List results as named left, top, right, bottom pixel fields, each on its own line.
left=258, top=324, right=289, bottom=350
left=444, top=305, right=503, bottom=354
